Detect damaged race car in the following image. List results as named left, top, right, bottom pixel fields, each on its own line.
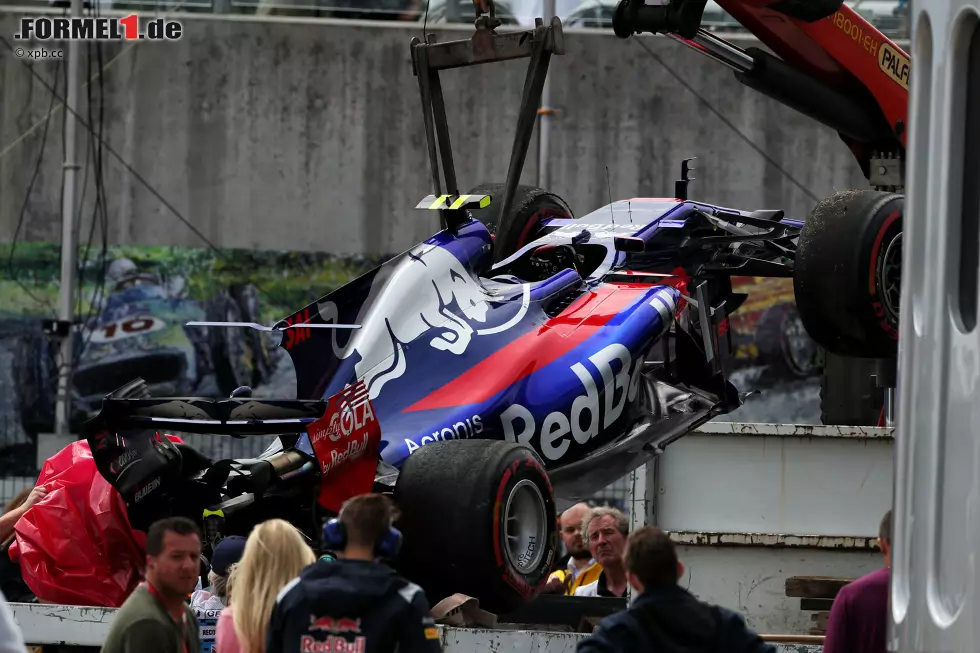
left=6, top=3, right=904, bottom=616
left=14, top=182, right=803, bottom=614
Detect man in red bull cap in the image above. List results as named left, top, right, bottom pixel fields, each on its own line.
left=265, top=493, right=442, bottom=653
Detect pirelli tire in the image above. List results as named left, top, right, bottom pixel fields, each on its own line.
left=464, top=183, right=575, bottom=262
left=793, top=189, right=903, bottom=359
left=392, top=439, right=559, bottom=615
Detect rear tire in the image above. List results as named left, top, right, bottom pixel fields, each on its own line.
left=464, top=183, right=575, bottom=262
left=392, top=439, right=559, bottom=615
left=793, top=189, right=902, bottom=359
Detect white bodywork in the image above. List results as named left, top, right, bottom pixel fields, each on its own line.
left=650, top=426, right=893, bottom=636
left=892, top=0, right=980, bottom=650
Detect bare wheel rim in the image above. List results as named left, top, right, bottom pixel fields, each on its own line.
left=782, top=311, right=820, bottom=376
left=880, top=231, right=902, bottom=324
left=503, top=479, right=548, bottom=575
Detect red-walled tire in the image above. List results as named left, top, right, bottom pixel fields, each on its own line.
left=794, top=189, right=902, bottom=359
left=392, top=439, right=559, bottom=615
left=464, top=183, right=575, bottom=262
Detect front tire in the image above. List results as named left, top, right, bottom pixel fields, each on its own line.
left=793, top=189, right=902, bottom=359
left=392, top=439, right=559, bottom=615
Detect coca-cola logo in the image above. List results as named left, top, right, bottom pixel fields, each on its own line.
left=311, top=396, right=375, bottom=445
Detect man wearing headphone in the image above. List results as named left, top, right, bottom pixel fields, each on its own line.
left=265, top=493, right=443, bottom=653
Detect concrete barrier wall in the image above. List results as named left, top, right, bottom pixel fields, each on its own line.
left=0, top=11, right=868, bottom=255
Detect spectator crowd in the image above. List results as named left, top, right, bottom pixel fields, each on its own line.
left=0, top=490, right=894, bottom=653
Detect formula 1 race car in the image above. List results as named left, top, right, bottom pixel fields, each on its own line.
left=7, top=1, right=906, bottom=616
left=11, top=181, right=881, bottom=614
left=45, top=180, right=800, bottom=615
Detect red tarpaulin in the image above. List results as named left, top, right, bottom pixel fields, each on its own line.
left=8, top=435, right=184, bottom=607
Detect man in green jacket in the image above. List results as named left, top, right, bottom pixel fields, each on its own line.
left=101, top=517, right=204, bottom=653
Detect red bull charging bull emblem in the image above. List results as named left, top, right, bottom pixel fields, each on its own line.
left=309, top=615, right=362, bottom=633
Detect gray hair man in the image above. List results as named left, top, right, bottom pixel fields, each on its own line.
left=573, top=506, right=630, bottom=598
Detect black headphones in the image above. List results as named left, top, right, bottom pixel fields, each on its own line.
left=322, top=516, right=403, bottom=560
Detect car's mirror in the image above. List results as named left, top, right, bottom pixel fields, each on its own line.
left=613, top=236, right=646, bottom=252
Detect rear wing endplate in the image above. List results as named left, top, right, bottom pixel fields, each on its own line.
left=416, top=193, right=492, bottom=211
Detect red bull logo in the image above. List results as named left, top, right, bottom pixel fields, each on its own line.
left=299, top=634, right=366, bottom=653
left=315, top=242, right=527, bottom=401
left=308, top=615, right=362, bottom=633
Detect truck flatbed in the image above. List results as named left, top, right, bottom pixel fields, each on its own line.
left=10, top=602, right=824, bottom=652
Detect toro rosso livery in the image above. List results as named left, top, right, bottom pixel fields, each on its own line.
left=57, top=186, right=803, bottom=616
left=284, top=196, right=792, bottom=491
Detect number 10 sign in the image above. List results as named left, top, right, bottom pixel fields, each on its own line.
left=88, top=316, right=167, bottom=344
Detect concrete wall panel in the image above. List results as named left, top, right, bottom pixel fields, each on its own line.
left=0, top=13, right=868, bottom=254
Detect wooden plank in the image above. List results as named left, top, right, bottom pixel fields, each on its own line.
left=800, top=598, right=836, bottom=611
left=761, top=634, right=826, bottom=645
left=10, top=602, right=823, bottom=652
left=697, top=421, right=894, bottom=439
left=785, top=576, right=855, bottom=598
left=811, top=612, right=830, bottom=631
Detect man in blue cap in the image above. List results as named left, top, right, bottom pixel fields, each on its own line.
left=191, top=536, right=246, bottom=611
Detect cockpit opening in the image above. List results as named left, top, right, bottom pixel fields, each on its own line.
left=489, top=242, right=610, bottom=282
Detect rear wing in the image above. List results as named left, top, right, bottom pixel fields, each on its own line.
left=80, top=378, right=328, bottom=437
left=79, top=378, right=377, bottom=531
left=87, top=397, right=327, bottom=435
left=411, top=5, right=564, bottom=233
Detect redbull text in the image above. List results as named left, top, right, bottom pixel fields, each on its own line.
left=500, top=343, right=644, bottom=461
left=321, top=433, right=371, bottom=474
left=299, top=635, right=365, bottom=653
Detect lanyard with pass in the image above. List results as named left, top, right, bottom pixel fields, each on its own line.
left=145, top=582, right=191, bottom=653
